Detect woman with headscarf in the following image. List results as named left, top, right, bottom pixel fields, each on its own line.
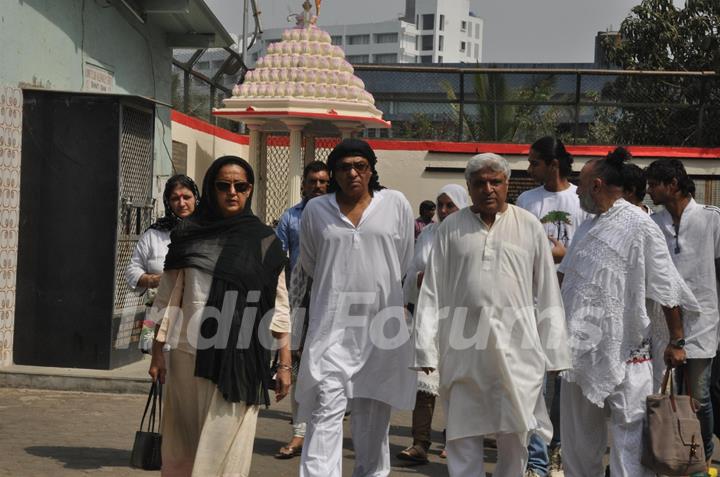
left=126, top=174, right=199, bottom=352
left=398, top=183, right=470, bottom=464
left=147, top=156, right=291, bottom=477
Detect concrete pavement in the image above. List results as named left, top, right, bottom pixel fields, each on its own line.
left=0, top=387, right=460, bottom=476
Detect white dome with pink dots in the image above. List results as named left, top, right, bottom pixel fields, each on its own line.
left=230, top=26, right=376, bottom=107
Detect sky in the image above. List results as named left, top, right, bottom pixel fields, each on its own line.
left=204, top=0, right=684, bottom=63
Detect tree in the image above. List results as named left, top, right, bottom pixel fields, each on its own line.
left=540, top=211, right=572, bottom=245
left=437, top=73, right=573, bottom=142
left=601, top=0, right=720, bottom=146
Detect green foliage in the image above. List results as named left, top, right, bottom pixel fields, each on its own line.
left=540, top=210, right=573, bottom=240
left=430, top=73, right=571, bottom=142
left=601, top=0, right=720, bottom=146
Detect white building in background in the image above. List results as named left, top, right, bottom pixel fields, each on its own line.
left=246, top=0, right=483, bottom=65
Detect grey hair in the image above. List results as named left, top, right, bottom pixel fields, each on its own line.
left=464, top=153, right=512, bottom=181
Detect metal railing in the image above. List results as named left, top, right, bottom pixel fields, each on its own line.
left=171, top=62, right=720, bottom=147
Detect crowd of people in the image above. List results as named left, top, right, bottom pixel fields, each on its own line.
left=126, top=136, right=720, bottom=477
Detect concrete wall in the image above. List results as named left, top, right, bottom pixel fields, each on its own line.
left=166, top=112, right=720, bottom=217
left=372, top=146, right=720, bottom=214
left=170, top=111, right=249, bottom=189
left=0, top=0, right=174, bottom=366
left=0, top=87, right=22, bottom=366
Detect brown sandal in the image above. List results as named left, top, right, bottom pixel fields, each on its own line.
left=397, top=444, right=429, bottom=464
left=274, top=445, right=302, bottom=459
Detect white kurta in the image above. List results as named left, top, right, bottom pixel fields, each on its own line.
left=413, top=205, right=571, bottom=443
left=295, top=189, right=417, bottom=413
left=403, top=222, right=437, bottom=307
left=559, top=199, right=700, bottom=406
left=125, top=227, right=171, bottom=295
left=651, top=199, right=720, bottom=358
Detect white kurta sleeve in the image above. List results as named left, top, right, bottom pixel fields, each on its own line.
left=270, top=270, right=291, bottom=333
left=532, top=223, right=571, bottom=371
left=299, top=204, right=317, bottom=278
left=397, top=194, right=415, bottom=274
left=412, top=228, right=445, bottom=370
left=126, top=230, right=152, bottom=295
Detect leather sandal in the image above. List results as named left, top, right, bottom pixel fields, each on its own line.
left=274, top=445, right=302, bottom=459
left=397, top=444, right=429, bottom=464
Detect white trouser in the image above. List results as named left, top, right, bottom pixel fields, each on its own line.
left=446, top=433, right=528, bottom=477
left=291, top=384, right=306, bottom=437
left=299, top=377, right=391, bottom=477
left=561, top=361, right=654, bottom=477
left=651, top=338, right=667, bottom=392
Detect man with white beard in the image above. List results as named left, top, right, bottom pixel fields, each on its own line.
left=558, top=153, right=699, bottom=476
left=414, top=153, right=571, bottom=477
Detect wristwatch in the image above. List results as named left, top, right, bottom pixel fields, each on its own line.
left=670, top=338, right=686, bottom=349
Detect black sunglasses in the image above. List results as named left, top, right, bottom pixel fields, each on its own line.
left=215, top=181, right=251, bottom=194
left=335, top=161, right=370, bottom=173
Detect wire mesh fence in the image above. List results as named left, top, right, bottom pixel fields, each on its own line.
left=172, top=60, right=719, bottom=147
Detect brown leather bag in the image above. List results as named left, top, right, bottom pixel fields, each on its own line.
left=641, top=368, right=706, bottom=475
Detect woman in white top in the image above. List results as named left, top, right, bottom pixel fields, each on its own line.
left=126, top=175, right=199, bottom=351
left=398, top=183, right=470, bottom=464
left=148, top=156, right=291, bottom=477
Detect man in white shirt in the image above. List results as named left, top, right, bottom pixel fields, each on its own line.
left=296, top=139, right=416, bottom=477
left=517, top=137, right=592, bottom=265
left=414, top=153, right=571, bottom=477
left=646, top=158, right=720, bottom=466
left=559, top=153, right=698, bottom=477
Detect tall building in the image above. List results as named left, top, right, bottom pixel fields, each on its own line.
left=246, top=0, right=483, bottom=65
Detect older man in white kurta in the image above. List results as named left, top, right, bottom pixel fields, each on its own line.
left=295, top=139, right=416, bottom=477
left=414, top=153, right=571, bottom=477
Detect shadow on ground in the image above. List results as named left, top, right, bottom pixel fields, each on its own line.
left=25, top=446, right=132, bottom=470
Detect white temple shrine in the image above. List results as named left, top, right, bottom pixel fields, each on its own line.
left=213, top=0, right=391, bottom=209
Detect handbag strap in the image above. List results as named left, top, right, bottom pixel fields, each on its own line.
left=140, top=382, right=162, bottom=433
left=662, top=366, right=698, bottom=413
left=661, top=367, right=679, bottom=413
left=139, top=381, right=156, bottom=431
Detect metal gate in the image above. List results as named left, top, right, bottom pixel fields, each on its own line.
left=113, top=104, right=155, bottom=320
left=261, top=135, right=341, bottom=225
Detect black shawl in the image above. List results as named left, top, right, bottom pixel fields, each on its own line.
left=164, top=157, right=286, bottom=406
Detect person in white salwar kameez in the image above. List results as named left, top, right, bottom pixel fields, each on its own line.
left=559, top=154, right=700, bottom=477
left=414, top=153, right=571, bottom=477
left=295, top=139, right=416, bottom=477
left=397, top=183, right=469, bottom=464
left=646, top=158, right=720, bottom=465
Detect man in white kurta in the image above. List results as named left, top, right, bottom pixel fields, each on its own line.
left=414, top=153, right=571, bottom=477
left=646, top=158, right=720, bottom=462
left=559, top=156, right=699, bottom=477
left=295, top=139, right=416, bottom=477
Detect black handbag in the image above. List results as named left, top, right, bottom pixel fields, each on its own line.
left=130, top=381, right=163, bottom=470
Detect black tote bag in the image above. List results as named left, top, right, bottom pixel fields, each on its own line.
left=130, top=381, right=163, bottom=470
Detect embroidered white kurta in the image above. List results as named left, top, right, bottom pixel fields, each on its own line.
left=559, top=199, right=700, bottom=406
left=652, top=199, right=720, bottom=358
left=413, top=205, right=571, bottom=443
left=295, top=189, right=417, bottom=413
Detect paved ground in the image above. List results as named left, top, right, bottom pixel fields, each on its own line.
left=5, top=386, right=718, bottom=476
left=0, top=387, right=464, bottom=476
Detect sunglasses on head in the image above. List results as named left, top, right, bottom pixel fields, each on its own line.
left=215, top=181, right=251, bottom=193
left=335, top=161, right=370, bottom=173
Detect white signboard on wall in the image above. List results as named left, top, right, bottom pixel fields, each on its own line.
left=83, top=63, right=114, bottom=93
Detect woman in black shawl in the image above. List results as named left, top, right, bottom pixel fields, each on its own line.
left=148, top=156, right=291, bottom=476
